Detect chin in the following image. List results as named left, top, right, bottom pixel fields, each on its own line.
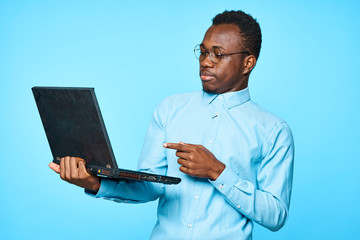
left=203, top=85, right=222, bottom=94
left=202, top=86, right=217, bottom=94
left=202, top=83, right=219, bottom=94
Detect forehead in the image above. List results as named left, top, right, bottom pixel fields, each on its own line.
left=202, top=24, right=242, bottom=50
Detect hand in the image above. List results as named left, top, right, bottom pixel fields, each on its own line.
left=49, top=156, right=101, bottom=192
left=164, top=142, right=225, bottom=180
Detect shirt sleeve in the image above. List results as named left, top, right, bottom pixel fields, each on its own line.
left=85, top=98, right=170, bottom=203
left=209, top=122, right=294, bottom=231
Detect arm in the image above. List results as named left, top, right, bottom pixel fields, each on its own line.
left=165, top=122, right=294, bottom=231
left=49, top=157, right=164, bottom=203
left=212, top=122, right=294, bottom=231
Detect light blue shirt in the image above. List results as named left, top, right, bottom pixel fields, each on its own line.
left=89, top=88, right=294, bottom=240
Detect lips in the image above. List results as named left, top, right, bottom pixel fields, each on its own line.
left=200, top=70, right=216, bottom=81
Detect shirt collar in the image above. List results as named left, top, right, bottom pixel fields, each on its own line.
left=202, top=87, right=251, bottom=109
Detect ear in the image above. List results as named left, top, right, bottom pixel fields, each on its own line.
left=243, top=55, right=257, bottom=75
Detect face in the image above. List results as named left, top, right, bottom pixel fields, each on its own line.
left=199, top=24, right=250, bottom=94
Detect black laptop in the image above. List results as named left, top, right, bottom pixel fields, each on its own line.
left=32, top=87, right=181, bottom=185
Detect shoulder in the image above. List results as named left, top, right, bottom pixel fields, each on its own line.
left=151, top=91, right=202, bottom=124
left=156, top=91, right=203, bottom=111
left=241, top=100, right=294, bottom=156
left=162, top=91, right=202, bottom=103
left=246, top=100, right=287, bottom=124
left=243, top=100, right=292, bottom=138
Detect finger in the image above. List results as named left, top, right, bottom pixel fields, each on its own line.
left=49, top=162, right=60, bottom=174
left=64, top=156, right=71, bottom=180
left=78, top=160, right=89, bottom=178
left=176, top=151, right=190, bottom=159
left=164, top=143, right=191, bottom=152
left=179, top=166, right=193, bottom=176
left=70, top=157, right=79, bottom=179
left=180, top=141, right=203, bottom=148
left=163, top=143, right=182, bottom=150
left=60, top=157, right=66, bottom=180
left=177, top=158, right=190, bottom=168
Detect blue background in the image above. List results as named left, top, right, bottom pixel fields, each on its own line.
left=1, top=0, right=359, bottom=239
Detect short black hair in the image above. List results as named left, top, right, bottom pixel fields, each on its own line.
left=212, top=10, right=262, bottom=59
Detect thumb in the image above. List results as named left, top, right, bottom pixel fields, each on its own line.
left=78, top=160, right=89, bottom=175
left=49, top=162, right=60, bottom=174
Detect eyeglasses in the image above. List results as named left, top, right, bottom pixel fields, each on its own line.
left=194, top=44, right=249, bottom=64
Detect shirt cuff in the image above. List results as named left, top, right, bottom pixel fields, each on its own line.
left=209, top=165, right=239, bottom=194
left=84, top=178, right=118, bottom=198
left=84, top=178, right=141, bottom=204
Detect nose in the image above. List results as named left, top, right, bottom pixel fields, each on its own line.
left=200, top=52, right=214, bottom=68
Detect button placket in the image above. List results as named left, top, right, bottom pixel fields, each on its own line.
left=207, top=100, right=222, bottom=149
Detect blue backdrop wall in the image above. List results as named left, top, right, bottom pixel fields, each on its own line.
left=1, top=0, right=359, bottom=239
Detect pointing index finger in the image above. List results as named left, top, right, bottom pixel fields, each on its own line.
left=164, top=142, right=190, bottom=152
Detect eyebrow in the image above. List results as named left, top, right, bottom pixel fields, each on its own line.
left=200, top=43, right=226, bottom=51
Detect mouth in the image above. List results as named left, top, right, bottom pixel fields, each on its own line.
left=200, top=71, right=216, bottom=81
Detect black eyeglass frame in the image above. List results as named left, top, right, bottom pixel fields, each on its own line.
left=194, top=44, right=250, bottom=64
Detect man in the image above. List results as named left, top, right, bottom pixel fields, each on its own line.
left=50, top=10, right=294, bottom=239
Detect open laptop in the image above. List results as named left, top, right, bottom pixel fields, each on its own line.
left=32, top=86, right=181, bottom=185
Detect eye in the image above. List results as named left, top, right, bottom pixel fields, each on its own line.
left=213, top=47, right=222, bottom=56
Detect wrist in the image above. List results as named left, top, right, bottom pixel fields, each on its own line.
left=210, top=162, right=226, bottom=181
left=88, top=178, right=101, bottom=192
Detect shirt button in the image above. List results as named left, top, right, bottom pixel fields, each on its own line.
left=209, top=140, right=213, bottom=144
left=237, top=204, right=241, bottom=209
left=194, top=195, right=199, bottom=200
left=187, top=224, right=192, bottom=228
left=219, top=184, right=224, bottom=189
left=219, top=96, right=223, bottom=100
left=212, top=112, right=219, bottom=119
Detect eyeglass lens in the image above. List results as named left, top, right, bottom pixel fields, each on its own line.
left=194, top=45, right=222, bottom=63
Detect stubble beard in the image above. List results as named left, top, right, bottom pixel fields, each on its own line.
left=202, top=81, right=218, bottom=94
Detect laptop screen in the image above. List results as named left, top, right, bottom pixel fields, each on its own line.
left=32, top=87, right=117, bottom=169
